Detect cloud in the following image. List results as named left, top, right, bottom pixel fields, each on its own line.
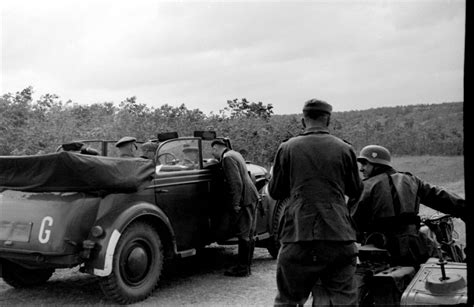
left=1, top=0, right=465, bottom=114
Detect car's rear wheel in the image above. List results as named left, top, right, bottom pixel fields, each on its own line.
left=1, top=260, right=54, bottom=288
left=266, top=198, right=288, bottom=259
left=100, top=222, right=164, bottom=304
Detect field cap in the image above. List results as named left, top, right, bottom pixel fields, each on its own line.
left=303, top=99, right=332, bottom=114
left=115, top=136, right=137, bottom=148
left=211, top=139, right=227, bottom=147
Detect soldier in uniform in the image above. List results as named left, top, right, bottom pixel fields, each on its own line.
left=116, top=136, right=138, bottom=158
left=211, top=139, right=260, bottom=277
left=269, top=99, right=363, bottom=306
left=352, top=145, right=466, bottom=267
left=141, top=141, right=159, bottom=160
left=181, top=144, right=200, bottom=168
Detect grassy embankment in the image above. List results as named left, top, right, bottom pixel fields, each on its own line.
left=391, top=155, right=465, bottom=247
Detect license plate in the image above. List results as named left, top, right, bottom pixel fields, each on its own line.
left=0, top=221, right=33, bottom=242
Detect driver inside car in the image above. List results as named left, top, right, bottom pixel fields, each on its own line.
left=180, top=145, right=199, bottom=169
left=156, top=143, right=200, bottom=173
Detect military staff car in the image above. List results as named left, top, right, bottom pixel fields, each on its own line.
left=0, top=131, right=281, bottom=304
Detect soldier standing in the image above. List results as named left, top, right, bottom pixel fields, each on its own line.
left=211, top=139, right=260, bottom=277
left=140, top=141, right=159, bottom=160
left=269, top=99, right=363, bottom=306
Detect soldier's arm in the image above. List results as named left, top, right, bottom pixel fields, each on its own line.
left=344, top=148, right=364, bottom=201
left=350, top=185, right=371, bottom=229
left=268, top=144, right=290, bottom=200
left=222, top=156, right=244, bottom=210
left=417, top=177, right=466, bottom=218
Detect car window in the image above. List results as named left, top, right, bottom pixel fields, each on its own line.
left=157, top=139, right=201, bottom=170
left=201, top=139, right=220, bottom=166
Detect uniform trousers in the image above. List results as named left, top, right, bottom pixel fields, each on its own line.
left=232, top=202, right=257, bottom=241
left=275, top=241, right=358, bottom=306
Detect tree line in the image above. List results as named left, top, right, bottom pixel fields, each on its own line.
left=0, top=87, right=463, bottom=167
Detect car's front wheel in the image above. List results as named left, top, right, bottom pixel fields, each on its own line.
left=1, top=260, right=54, bottom=288
left=100, top=222, right=164, bottom=304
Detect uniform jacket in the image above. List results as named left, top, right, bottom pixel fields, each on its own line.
left=268, top=126, right=363, bottom=242
left=351, top=168, right=465, bottom=265
left=220, top=149, right=260, bottom=209
left=352, top=168, right=466, bottom=234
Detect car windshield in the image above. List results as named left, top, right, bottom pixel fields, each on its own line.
left=158, top=139, right=200, bottom=168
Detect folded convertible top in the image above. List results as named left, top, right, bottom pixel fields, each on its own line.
left=0, top=152, right=155, bottom=193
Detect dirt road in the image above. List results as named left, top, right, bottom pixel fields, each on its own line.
left=0, top=245, right=279, bottom=306
left=1, top=211, right=465, bottom=306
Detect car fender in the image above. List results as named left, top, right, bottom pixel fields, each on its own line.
left=85, top=201, right=175, bottom=277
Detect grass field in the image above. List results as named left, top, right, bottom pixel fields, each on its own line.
left=391, top=155, right=465, bottom=248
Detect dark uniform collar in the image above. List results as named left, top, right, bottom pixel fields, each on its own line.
left=219, top=148, right=230, bottom=161
left=300, top=126, right=329, bottom=135
left=364, top=166, right=396, bottom=180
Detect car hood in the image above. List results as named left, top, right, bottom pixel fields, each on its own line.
left=246, top=163, right=268, bottom=178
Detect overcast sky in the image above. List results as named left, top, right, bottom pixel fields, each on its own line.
left=0, top=0, right=465, bottom=115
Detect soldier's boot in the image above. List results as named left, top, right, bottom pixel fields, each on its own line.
left=224, top=239, right=251, bottom=277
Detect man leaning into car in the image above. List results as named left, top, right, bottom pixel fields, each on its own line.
left=211, top=139, right=260, bottom=277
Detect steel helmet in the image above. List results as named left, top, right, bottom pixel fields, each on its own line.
left=357, top=145, right=391, bottom=166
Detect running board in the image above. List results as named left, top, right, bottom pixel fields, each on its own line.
left=218, top=233, right=271, bottom=245
left=176, top=248, right=196, bottom=258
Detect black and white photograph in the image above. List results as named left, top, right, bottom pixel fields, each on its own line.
left=0, top=0, right=468, bottom=305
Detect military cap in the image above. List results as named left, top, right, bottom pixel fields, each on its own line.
left=303, top=99, right=332, bottom=114
left=115, top=136, right=137, bottom=148
left=211, top=139, right=227, bottom=147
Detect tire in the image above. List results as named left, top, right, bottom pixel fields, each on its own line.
left=1, top=260, right=54, bottom=288
left=266, top=198, right=288, bottom=259
left=99, top=222, right=164, bottom=304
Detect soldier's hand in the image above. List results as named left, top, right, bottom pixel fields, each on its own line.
left=233, top=206, right=241, bottom=213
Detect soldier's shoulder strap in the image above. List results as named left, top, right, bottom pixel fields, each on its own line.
left=342, top=138, right=352, bottom=145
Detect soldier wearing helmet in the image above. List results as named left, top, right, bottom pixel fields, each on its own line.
left=357, top=145, right=392, bottom=179
left=352, top=144, right=466, bottom=268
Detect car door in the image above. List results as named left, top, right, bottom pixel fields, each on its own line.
left=152, top=138, right=215, bottom=251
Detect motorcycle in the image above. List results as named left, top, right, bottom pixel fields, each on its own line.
left=355, top=213, right=466, bottom=306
